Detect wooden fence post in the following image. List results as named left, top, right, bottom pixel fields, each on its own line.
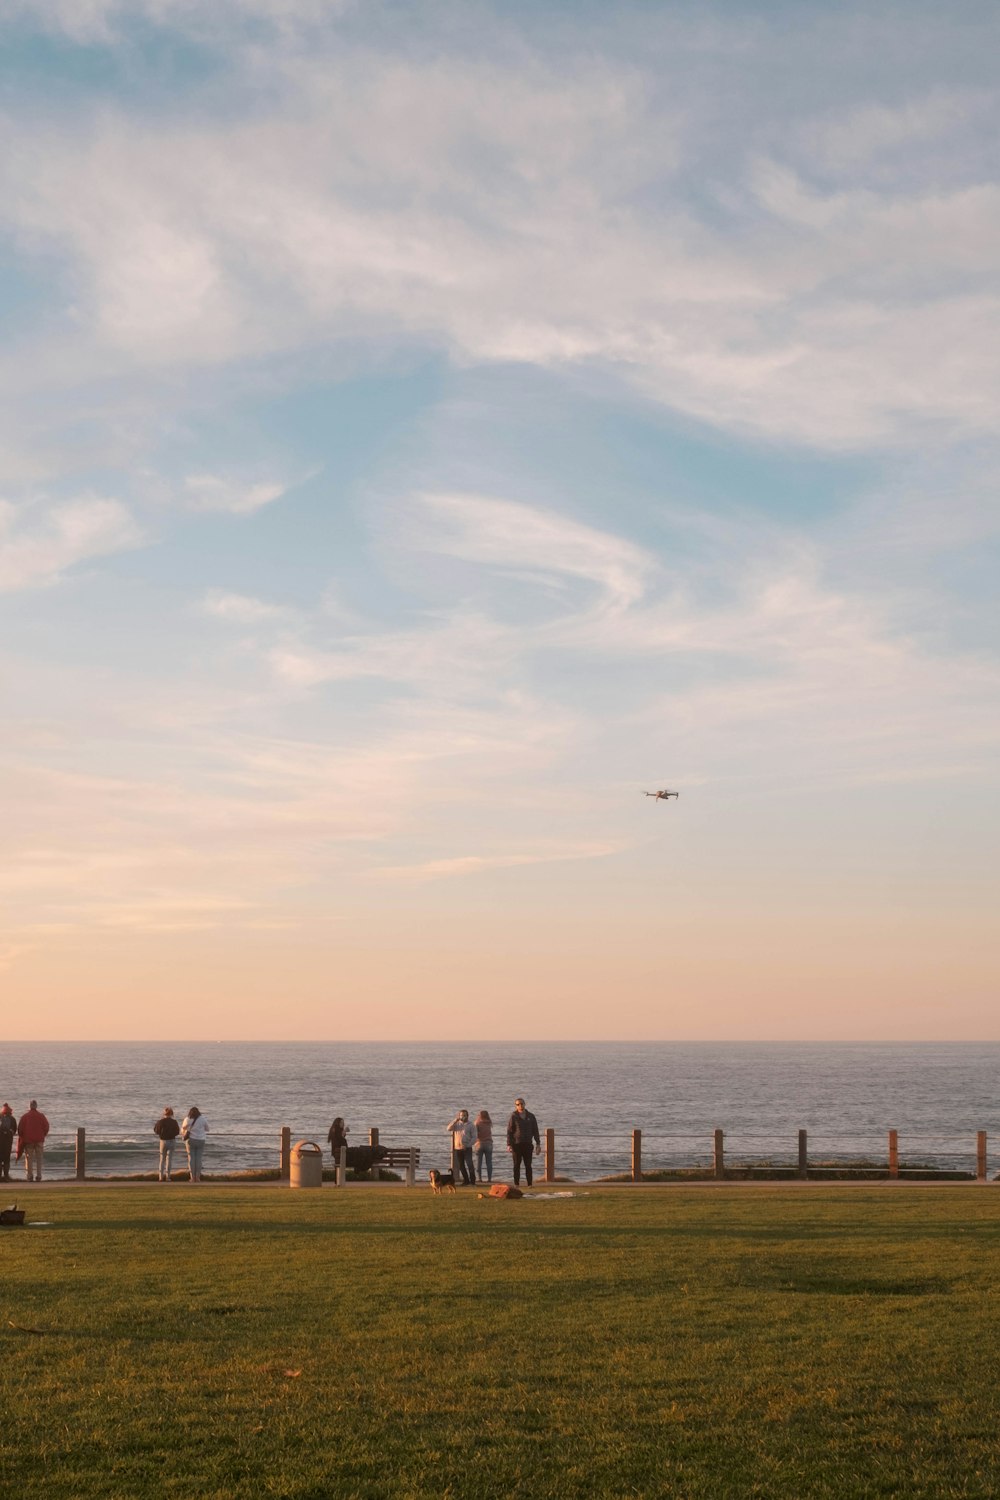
left=798, top=1129, right=808, bottom=1180
left=279, top=1125, right=291, bottom=1181
left=369, top=1126, right=380, bottom=1181
left=405, top=1147, right=416, bottom=1188
left=337, top=1144, right=347, bottom=1188
left=75, top=1127, right=86, bottom=1181
left=631, top=1129, right=642, bottom=1183
left=544, top=1128, right=555, bottom=1183
left=888, top=1129, right=899, bottom=1179
left=713, top=1129, right=725, bottom=1180
left=977, top=1131, right=987, bottom=1182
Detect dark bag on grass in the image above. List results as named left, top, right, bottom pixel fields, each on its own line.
left=0, top=1207, right=26, bottom=1226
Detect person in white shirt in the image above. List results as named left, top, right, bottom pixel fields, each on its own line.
left=181, top=1107, right=209, bottom=1182
left=445, top=1109, right=475, bottom=1186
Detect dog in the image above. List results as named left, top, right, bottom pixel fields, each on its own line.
left=428, top=1168, right=456, bottom=1195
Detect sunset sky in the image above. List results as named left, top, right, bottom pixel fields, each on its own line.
left=3, top=2, right=998, bottom=1040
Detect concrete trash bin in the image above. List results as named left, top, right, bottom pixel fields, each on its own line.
left=290, top=1139, right=324, bottom=1188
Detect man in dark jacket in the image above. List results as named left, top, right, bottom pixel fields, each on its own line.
left=153, top=1107, right=181, bottom=1182
left=506, top=1097, right=540, bottom=1187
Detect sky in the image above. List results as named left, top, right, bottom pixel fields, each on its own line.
left=2, top=1, right=998, bottom=1041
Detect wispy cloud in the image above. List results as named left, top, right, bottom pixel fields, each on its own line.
left=182, top=474, right=290, bottom=515
left=0, top=942, right=32, bottom=973
left=371, top=842, right=627, bottom=882
left=202, top=589, right=296, bottom=624
left=0, top=495, right=142, bottom=591
left=1, top=12, right=997, bottom=449
left=414, top=493, right=652, bottom=614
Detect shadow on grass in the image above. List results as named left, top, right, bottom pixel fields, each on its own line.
left=738, top=1273, right=957, bottom=1296
left=30, top=1214, right=1000, bottom=1252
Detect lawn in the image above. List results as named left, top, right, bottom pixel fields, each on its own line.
left=1, top=1185, right=998, bottom=1498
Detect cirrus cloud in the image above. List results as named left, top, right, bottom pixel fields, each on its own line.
left=0, top=495, right=143, bottom=592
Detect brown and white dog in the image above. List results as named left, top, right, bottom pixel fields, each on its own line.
left=428, top=1168, right=456, bottom=1195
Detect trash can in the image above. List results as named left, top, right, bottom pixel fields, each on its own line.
left=290, top=1139, right=324, bottom=1188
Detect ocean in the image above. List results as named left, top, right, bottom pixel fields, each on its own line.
left=2, top=1041, right=996, bottom=1180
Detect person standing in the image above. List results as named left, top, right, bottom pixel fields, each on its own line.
left=327, top=1117, right=349, bottom=1161
left=180, top=1107, right=208, bottom=1182
left=327, top=1117, right=349, bottom=1183
left=506, top=1097, right=540, bottom=1188
left=473, top=1109, right=494, bottom=1184
left=17, top=1099, right=50, bottom=1183
left=153, top=1107, right=181, bottom=1181
left=446, top=1109, right=476, bottom=1185
left=0, top=1103, right=16, bottom=1180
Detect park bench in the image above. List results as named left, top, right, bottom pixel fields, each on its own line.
left=281, top=1131, right=423, bottom=1186
left=382, top=1146, right=422, bottom=1174
left=340, top=1143, right=421, bottom=1186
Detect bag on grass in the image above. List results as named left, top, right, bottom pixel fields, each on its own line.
left=489, top=1184, right=523, bottom=1200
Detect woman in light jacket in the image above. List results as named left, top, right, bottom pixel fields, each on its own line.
left=474, top=1110, right=494, bottom=1184
left=181, top=1106, right=208, bottom=1182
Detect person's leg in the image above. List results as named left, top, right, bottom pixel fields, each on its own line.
left=191, top=1140, right=205, bottom=1181
left=452, top=1147, right=464, bottom=1182
left=523, top=1145, right=533, bottom=1187
left=484, top=1143, right=493, bottom=1183
left=511, top=1144, right=521, bottom=1185
left=463, top=1146, right=475, bottom=1184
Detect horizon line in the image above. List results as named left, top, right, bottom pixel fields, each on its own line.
left=6, top=1038, right=999, bottom=1046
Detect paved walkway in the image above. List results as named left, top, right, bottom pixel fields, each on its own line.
left=6, top=1176, right=997, bottom=1190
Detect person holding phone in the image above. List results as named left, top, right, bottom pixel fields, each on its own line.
left=446, top=1109, right=476, bottom=1186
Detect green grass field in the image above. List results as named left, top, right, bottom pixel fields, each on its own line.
left=2, top=1185, right=999, bottom=1498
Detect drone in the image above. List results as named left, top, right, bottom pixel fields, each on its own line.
left=642, top=789, right=679, bottom=801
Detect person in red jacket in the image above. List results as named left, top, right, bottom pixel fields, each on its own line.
left=16, top=1100, right=50, bottom=1183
